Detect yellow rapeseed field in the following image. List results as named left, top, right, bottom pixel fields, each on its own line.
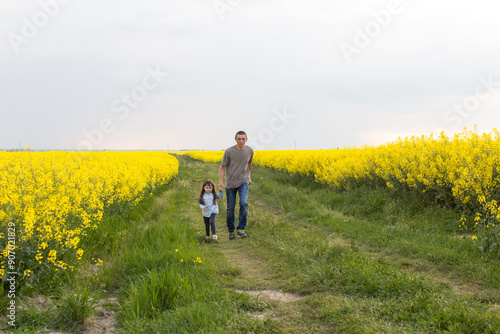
left=175, top=151, right=224, bottom=163
left=255, top=128, right=500, bottom=255
left=0, top=151, right=178, bottom=282
left=254, top=128, right=500, bottom=215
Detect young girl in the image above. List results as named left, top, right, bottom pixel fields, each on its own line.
left=199, top=179, right=223, bottom=240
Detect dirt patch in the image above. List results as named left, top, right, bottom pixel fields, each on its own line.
left=218, top=238, right=280, bottom=290
left=18, top=295, right=54, bottom=311
left=82, top=297, right=118, bottom=334
left=236, top=289, right=303, bottom=303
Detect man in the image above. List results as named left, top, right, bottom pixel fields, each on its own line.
left=218, top=131, right=253, bottom=240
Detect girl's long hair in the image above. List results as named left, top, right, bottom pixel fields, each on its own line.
left=199, top=180, right=217, bottom=205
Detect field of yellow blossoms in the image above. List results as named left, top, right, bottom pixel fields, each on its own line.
left=175, top=150, right=224, bottom=163
left=182, top=128, right=500, bottom=257
left=0, top=151, right=178, bottom=285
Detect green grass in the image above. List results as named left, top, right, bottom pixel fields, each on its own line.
left=252, top=166, right=500, bottom=290
left=8, top=155, right=500, bottom=333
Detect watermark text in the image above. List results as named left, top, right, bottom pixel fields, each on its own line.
left=5, top=222, right=17, bottom=327
left=7, top=0, right=73, bottom=54
left=443, top=75, right=500, bottom=130
left=213, top=0, right=243, bottom=21
left=249, top=107, right=295, bottom=149
left=340, top=0, right=410, bottom=64
left=74, top=65, right=169, bottom=151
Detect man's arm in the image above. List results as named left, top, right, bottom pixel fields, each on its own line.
left=248, top=161, right=252, bottom=185
left=218, top=165, right=225, bottom=192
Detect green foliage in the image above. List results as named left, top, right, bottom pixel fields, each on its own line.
left=476, top=215, right=500, bottom=260
left=14, top=287, right=97, bottom=332
left=53, top=287, right=97, bottom=330
left=120, top=265, right=205, bottom=320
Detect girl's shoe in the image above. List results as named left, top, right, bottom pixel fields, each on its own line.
left=206, top=236, right=211, bottom=239
left=212, top=235, right=218, bottom=240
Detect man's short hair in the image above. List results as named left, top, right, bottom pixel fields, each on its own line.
left=235, top=131, right=247, bottom=139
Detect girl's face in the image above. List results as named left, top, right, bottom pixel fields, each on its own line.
left=204, top=184, right=213, bottom=193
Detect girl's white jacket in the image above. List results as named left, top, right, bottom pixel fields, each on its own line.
left=199, top=191, right=223, bottom=217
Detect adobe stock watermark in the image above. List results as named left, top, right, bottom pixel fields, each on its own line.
left=340, top=0, right=414, bottom=64
left=443, top=75, right=500, bottom=130
left=213, top=0, right=243, bottom=21
left=248, top=107, right=295, bottom=150
left=70, top=65, right=169, bottom=151
left=7, top=0, right=73, bottom=54
left=5, top=222, right=17, bottom=328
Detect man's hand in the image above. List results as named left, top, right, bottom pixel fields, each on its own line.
left=248, top=161, right=252, bottom=186
left=218, top=165, right=225, bottom=192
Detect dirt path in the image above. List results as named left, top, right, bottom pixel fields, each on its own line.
left=181, top=157, right=307, bottom=325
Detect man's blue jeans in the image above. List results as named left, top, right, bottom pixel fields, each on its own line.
left=226, top=183, right=249, bottom=232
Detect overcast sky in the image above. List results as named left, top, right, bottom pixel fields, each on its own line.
left=1, top=0, right=500, bottom=150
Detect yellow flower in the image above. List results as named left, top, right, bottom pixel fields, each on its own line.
left=76, top=249, right=84, bottom=260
